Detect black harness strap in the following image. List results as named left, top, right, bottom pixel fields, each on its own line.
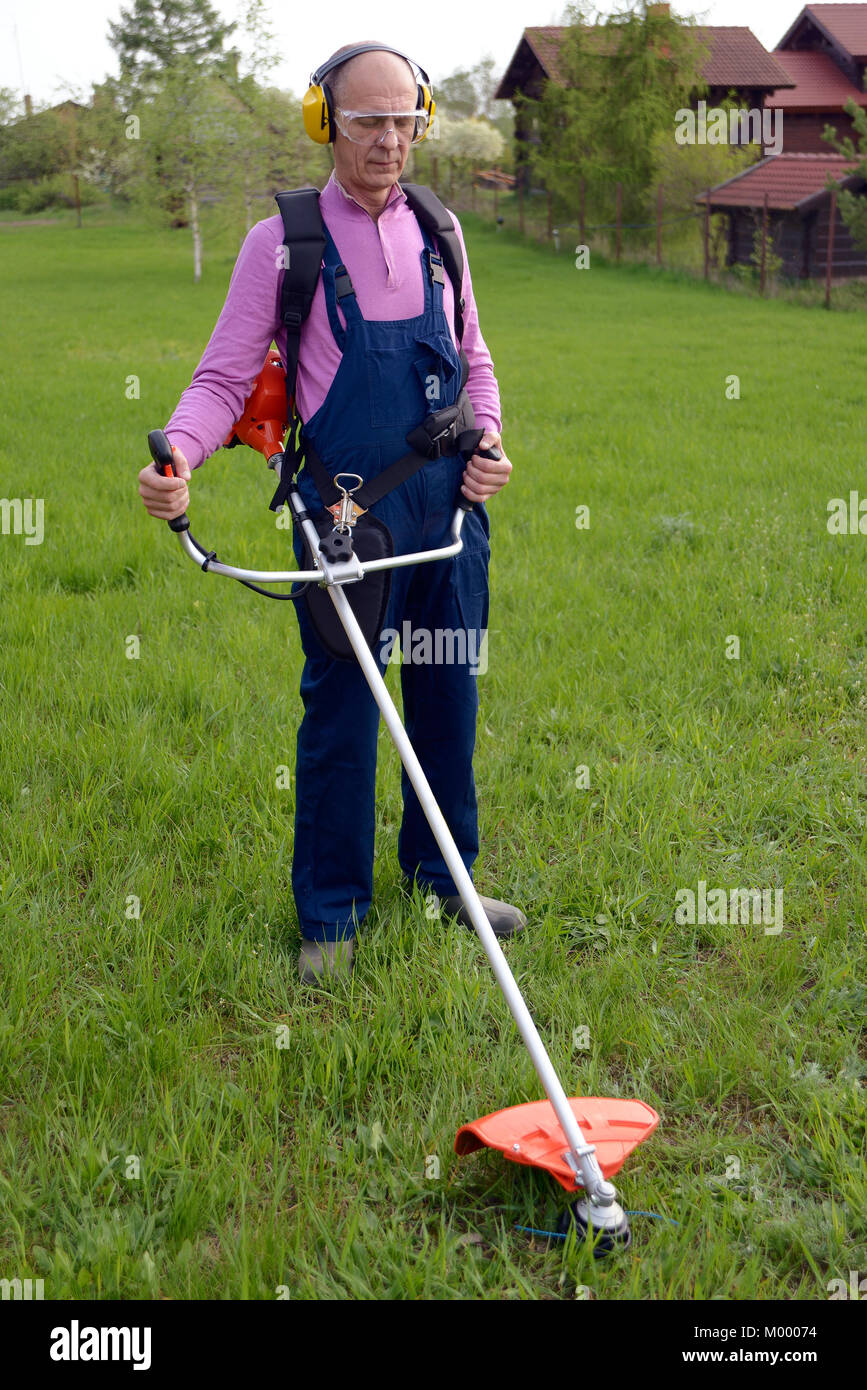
left=304, top=421, right=483, bottom=516
left=275, top=188, right=326, bottom=401
left=270, top=187, right=326, bottom=511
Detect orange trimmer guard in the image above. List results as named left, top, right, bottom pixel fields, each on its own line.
left=455, top=1097, right=660, bottom=1192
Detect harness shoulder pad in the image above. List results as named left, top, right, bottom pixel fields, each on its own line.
left=269, top=187, right=326, bottom=513
left=401, top=182, right=466, bottom=343
left=274, top=187, right=326, bottom=331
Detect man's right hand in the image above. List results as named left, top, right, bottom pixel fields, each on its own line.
left=138, top=445, right=191, bottom=520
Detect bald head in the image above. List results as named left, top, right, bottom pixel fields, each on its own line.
left=327, top=44, right=417, bottom=110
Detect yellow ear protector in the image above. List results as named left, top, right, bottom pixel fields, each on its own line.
left=302, top=43, right=435, bottom=145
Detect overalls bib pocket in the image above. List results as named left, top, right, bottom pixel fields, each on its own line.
left=412, top=338, right=459, bottom=411
left=367, top=349, right=432, bottom=429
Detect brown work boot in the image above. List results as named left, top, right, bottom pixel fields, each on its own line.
left=437, top=894, right=527, bottom=939
left=298, top=937, right=355, bottom=985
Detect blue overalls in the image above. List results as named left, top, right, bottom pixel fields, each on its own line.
left=289, top=219, right=491, bottom=942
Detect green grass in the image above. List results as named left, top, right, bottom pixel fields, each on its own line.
left=0, top=210, right=865, bottom=1300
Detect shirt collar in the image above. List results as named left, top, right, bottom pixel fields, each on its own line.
left=329, top=171, right=407, bottom=215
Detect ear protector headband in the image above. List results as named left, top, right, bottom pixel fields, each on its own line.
left=302, top=43, right=435, bottom=145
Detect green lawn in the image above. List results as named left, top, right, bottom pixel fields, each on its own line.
left=0, top=211, right=865, bottom=1299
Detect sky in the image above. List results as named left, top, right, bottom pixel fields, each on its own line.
left=2, top=0, right=815, bottom=110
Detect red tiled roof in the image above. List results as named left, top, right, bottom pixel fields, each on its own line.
left=767, top=49, right=867, bottom=107
left=523, top=26, right=571, bottom=85
left=697, top=152, right=861, bottom=210
left=503, top=24, right=794, bottom=97
left=695, top=27, right=795, bottom=88
left=802, top=4, right=867, bottom=59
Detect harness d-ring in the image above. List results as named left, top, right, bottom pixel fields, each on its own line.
left=327, top=472, right=367, bottom=532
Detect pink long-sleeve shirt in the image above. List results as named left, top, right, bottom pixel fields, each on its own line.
left=164, top=172, right=501, bottom=468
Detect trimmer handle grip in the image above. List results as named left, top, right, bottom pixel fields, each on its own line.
left=458, top=445, right=502, bottom=513
left=147, top=429, right=190, bottom=533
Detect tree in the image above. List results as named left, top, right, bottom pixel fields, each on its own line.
left=822, top=99, right=867, bottom=253
left=224, top=3, right=327, bottom=237
left=130, top=57, right=246, bottom=279
left=435, top=70, right=476, bottom=119
left=446, top=118, right=506, bottom=166
left=0, top=102, right=69, bottom=184
left=522, top=1, right=709, bottom=230
left=427, top=114, right=506, bottom=199
left=649, top=103, right=759, bottom=265
left=74, top=80, right=139, bottom=202
left=234, top=0, right=280, bottom=84
left=108, top=0, right=239, bottom=93
left=436, top=57, right=513, bottom=136
left=105, top=0, right=241, bottom=270
left=226, top=79, right=324, bottom=237
left=0, top=88, right=21, bottom=126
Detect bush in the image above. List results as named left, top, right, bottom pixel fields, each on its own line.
left=750, top=218, right=784, bottom=285
left=14, top=173, right=99, bottom=215
left=14, top=180, right=54, bottom=214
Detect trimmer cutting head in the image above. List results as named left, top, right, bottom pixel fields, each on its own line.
left=557, top=1198, right=633, bottom=1256
left=455, top=1097, right=659, bottom=1192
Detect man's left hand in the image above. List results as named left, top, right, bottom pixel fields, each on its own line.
left=461, top=431, right=512, bottom=504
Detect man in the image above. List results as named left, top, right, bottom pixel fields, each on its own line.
left=138, top=42, right=525, bottom=983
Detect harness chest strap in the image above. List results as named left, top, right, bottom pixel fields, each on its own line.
left=305, top=420, right=485, bottom=523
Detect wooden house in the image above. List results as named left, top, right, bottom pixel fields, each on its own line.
left=496, top=17, right=795, bottom=188
left=766, top=3, right=867, bottom=151
left=701, top=5, right=867, bottom=277
left=697, top=153, right=866, bottom=277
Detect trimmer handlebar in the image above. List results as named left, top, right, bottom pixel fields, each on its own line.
left=148, top=429, right=191, bottom=534
left=146, top=430, right=500, bottom=589
left=458, top=445, right=501, bottom=512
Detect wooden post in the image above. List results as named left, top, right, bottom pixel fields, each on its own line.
left=825, top=187, right=837, bottom=310
left=518, top=183, right=525, bottom=236
left=494, top=181, right=499, bottom=218
left=615, top=182, right=622, bottom=262
left=655, top=184, right=664, bottom=265
left=547, top=188, right=553, bottom=240
left=704, top=190, right=711, bottom=279
left=760, top=191, right=769, bottom=296
left=579, top=178, right=585, bottom=246
left=63, top=104, right=82, bottom=228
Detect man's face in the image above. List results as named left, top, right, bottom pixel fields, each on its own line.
left=331, top=52, right=419, bottom=200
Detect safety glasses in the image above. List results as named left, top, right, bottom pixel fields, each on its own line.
left=334, top=107, right=430, bottom=146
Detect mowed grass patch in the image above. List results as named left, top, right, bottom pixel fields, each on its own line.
left=0, top=213, right=865, bottom=1299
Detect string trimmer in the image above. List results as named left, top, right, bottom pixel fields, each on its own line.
left=147, top=353, right=659, bottom=1253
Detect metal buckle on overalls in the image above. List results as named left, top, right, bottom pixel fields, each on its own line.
left=326, top=473, right=367, bottom=533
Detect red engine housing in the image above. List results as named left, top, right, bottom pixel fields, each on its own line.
left=223, top=350, right=288, bottom=462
